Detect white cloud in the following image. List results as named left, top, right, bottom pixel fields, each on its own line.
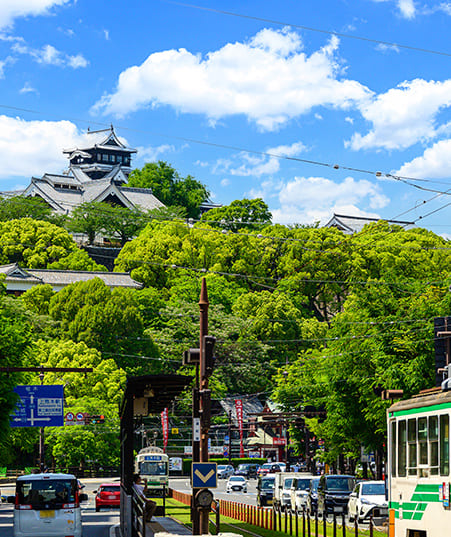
left=103, top=29, right=110, bottom=41
left=19, top=82, right=37, bottom=94
left=369, top=0, right=416, bottom=18
left=398, top=0, right=416, bottom=18
left=396, top=139, right=451, bottom=178
left=214, top=141, right=307, bottom=177
left=269, top=175, right=389, bottom=225
left=0, top=1, right=70, bottom=31
left=220, top=178, right=230, bottom=187
left=135, top=144, right=174, bottom=163
left=12, top=41, right=88, bottom=68
left=0, top=116, right=93, bottom=180
left=67, top=53, right=88, bottom=68
left=347, top=79, right=451, bottom=150
left=92, top=28, right=372, bottom=130
left=0, top=55, right=15, bottom=78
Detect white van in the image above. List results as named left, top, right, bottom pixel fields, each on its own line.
left=274, top=472, right=298, bottom=508
left=9, top=473, right=88, bottom=537
left=290, top=474, right=313, bottom=512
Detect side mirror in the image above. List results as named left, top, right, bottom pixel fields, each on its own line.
left=79, top=493, right=88, bottom=502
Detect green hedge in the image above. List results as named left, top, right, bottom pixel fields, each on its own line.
left=182, top=457, right=266, bottom=475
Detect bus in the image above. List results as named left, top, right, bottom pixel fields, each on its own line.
left=134, top=446, right=169, bottom=497
left=387, top=386, right=451, bottom=537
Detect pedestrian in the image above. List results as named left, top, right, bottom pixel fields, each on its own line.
left=133, top=474, right=157, bottom=523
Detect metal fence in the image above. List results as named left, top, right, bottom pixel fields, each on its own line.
left=168, top=488, right=388, bottom=536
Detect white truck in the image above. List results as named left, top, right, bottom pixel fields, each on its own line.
left=273, top=472, right=298, bottom=509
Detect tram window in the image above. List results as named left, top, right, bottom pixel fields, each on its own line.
left=429, top=415, right=439, bottom=475
left=418, top=417, right=428, bottom=465
left=408, top=418, right=417, bottom=475
left=391, top=421, right=396, bottom=477
left=440, top=414, right=449, bottom=476
left=398, top=420, right=406, bottom=477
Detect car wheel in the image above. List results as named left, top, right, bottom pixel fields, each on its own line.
left=348, top=512, right=354, bottom=523
left=96, top=506, right=100, bottom=512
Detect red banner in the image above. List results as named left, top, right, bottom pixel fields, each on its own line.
left=235, top=399, right=244, bottom=457
left=161, top=408, right=168, bottom=452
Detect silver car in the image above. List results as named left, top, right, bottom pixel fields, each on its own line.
left=217, top=464, right=234, bottom=479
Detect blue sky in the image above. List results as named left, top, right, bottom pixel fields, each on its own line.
left=0, top=0, right=450, bottom=231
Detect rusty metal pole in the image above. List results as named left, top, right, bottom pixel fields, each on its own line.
left=199, top=278, right=210, bottom=535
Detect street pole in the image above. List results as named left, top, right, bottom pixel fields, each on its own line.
left=39, top=369, right=45, bottom=472
left=228, top=410, right=232, bottom=464
left=199, top=278, right=210, bottom=535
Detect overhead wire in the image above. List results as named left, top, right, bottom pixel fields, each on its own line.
left=163, top=0, right=451, bottom=58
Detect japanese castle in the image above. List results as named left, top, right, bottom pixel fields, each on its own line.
left=11, top=126, right=165, bottom=214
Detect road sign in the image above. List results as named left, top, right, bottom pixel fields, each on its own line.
left=65, top=412, right=74, bottom=421
left=191, top=462, right=217, bottom=489
left=10, top=385, right=64, bottom=428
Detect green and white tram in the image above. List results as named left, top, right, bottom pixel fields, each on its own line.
left=388, top=387, right=451, bottom=537
left=134, top=446, right=169, bottom=496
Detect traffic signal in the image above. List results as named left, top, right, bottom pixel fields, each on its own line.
left=183, top=348, right=200, bottom=365
left=203, top=335, right=216, bottom=375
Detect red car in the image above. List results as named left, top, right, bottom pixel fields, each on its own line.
left=95, top=483, right=121, bottom=511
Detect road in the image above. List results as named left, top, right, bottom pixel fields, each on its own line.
left=0, top=478, right=119, bottom=537
left=169, top=476, right=260, bottom=505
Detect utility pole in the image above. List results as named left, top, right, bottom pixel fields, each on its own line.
left=184, top=279, right=216, bottom=535
left=199, top=278, right=211, bottom=535
left=1, top=365, right=93, bottom=472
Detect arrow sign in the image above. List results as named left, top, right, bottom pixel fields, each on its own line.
left=10, top=385, right=64, bottom=428
left=191, top=462, right=217, bottom=489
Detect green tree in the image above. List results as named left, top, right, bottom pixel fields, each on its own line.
left=127, top=161, right=209, bottom=218
left=0, top=196, right=54, bottom=222
left=100, top=204, right=147, bottom=246
left=0, top=295, right=40, bottom=463
left=68, top=202, right=105, bottom=245
left=200, top=198, right=272, bottom=232
left=0, top=218, right=104, bottom=270
left=32, top=339, right=126, bottom=468
left=48, top=278, right=160, bottom=374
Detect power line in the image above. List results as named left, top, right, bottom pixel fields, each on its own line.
left=164, top=0, right=451, bottom=58
left=0, top=103, right=448, bottom=193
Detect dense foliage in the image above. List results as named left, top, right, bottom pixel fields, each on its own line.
left=127, top=161, right=209, bottom=218
left=2, top=209, right=451, bottom=471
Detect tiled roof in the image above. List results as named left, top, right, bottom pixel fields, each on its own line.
left=0, top=263, right=143, bottom=289
left=324, top=213, right=414, bottom=234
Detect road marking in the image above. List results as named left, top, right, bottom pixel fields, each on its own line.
left=194, top=469, right=215, bottom=483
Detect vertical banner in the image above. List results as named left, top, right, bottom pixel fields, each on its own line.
left=235, top=399, right=244, bottom=457
left=161, top=407, right=169, bottom=452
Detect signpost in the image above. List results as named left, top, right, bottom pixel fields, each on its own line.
left=10, top=385, right=64, bottom=428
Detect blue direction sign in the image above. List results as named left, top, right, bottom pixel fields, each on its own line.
left=10, top=385, right=64, bottom=428
left=192, top=462, right=217, bottom=489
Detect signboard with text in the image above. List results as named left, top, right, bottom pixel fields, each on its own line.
left=10, top=385, right=64, bottom=428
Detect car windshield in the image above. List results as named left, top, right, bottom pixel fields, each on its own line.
left=230, top=476, right=244, bottom=481
left=283, top=478, right=294, bottom=488
left=237, top=465, right=248, bottom=470
left=311, top=479, right=320, bottom=492
left=218, top=465, right=227, bottom=470
left=261, top=478, right=275, bottom=490
left=262, top=463, right=273, bottom=469
left=100, top=485, right=120, bottom=493
left=297, top=479, right=312, bottom=490
left=361, top=483, right=386, bottom=495
left=140, top=461, right=167, bottom=475
left=326, top=477, right=354, bottom=492
left=17, top=479, right=76, bottom=508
